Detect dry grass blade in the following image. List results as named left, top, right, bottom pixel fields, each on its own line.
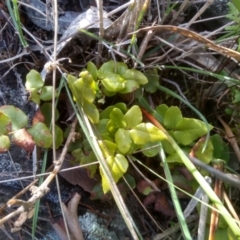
left=185, top=0, right=214, bottom=29
left=133, top=25, right=240, bottom=61
left=96, top=0, right=104, bottom=67
left=169, top=0, right=191, bottom=24
left=223, top=191, right=240, bottom=226
left=198, top=184, right=210, bottom=240
left=79, top=109, right=141, bottom=239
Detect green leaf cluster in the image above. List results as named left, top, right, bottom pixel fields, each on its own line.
left=66, top=61, right=218, bottom=193
left=25, top=70, right=56, bottom=104
left=72, top=148, right=97, bottom=178
left=157, top=104, right=213, bottom=145
left=226, top=2, right=240, bottom=25
left=98, top=60, right=148, bottom=94
left=40, top=103, right=63, bottom=149
left=97, top=104, right=166, bottom=193
left=231, top=0, right=240, bottom=12
left=67, top=61, right=148, bottom=124
left=25, top=70, right=63, bottom=148
left=0, top=105, right=52, bottom=152
left=67, top=66, right=99, bottom=124
left=156, top=104, right=214, bottom=163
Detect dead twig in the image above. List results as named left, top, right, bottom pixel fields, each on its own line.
left=223, top=190, right=240, bottom=227
left=0, top=118, right=78, bottom=229
left=61, top=193, right=84, bottom=240
left=0, top=179, right=38, bottom=213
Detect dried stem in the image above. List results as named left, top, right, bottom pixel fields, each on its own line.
left=0, top=118, right=78, bottom=227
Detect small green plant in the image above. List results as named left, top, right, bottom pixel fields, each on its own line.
left=66, top=60, right=216, bottom=193
left=68, top=102, right=214, bottom=194
left=25, top=70, right=63, bottom=149
left=230, top=0, right=240, bottom=15
left=225, top=1, right=240, bottom=51
left=11, top=60, right=237, bottom=237
left=18, top=62, right=226, bottom=196
left=0, top=105, right=52, bottom=152
left=25, top=70, right=57, bottom=104
left=67, top=60, right=148, bottom=124
left=97, top=104, right=166, bottom=192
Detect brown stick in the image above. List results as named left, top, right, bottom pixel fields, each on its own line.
left=132, top=25, right=240, bottom=61
left=0, top=118, right=78, bottom=227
